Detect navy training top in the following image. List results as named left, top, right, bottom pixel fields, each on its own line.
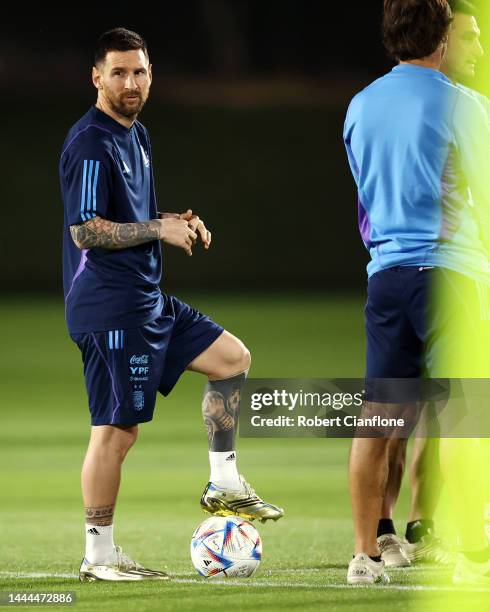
left=60, top=106, right=163, bottom=334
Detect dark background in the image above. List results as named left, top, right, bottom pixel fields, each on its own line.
left=0, top=1, right=449, bottom=294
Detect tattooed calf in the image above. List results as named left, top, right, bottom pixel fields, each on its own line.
left=201, top=373, right=246, bottom=452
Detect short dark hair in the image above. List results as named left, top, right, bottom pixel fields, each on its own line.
left=383, top=0, right=453, bottom=61
left=449, top=0, right=478, bottom=16
left=94, top=27, right=148, bottom=66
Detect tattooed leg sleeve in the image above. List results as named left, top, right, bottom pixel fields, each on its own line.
left=202, top=372, right=247, bottom=452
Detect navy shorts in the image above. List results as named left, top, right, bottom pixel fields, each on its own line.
left=365, top=266, right=437, bottom=403
left=366, top=266, right=430, bottom=380
left=71, top=295, right=224, bottom=426
left=365, top=266, right=490, bottom=402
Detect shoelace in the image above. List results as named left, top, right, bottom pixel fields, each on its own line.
left=115, top=546, right=140, bottom=571
left=240, top=477, right=258, bottom=499
left=378, top=536, right=398, bottom=552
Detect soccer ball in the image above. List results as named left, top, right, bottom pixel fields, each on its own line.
left=190, top=515, right=262, bottom=578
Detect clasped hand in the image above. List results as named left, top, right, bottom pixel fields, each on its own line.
left=158, top=209, right=211, bottom=256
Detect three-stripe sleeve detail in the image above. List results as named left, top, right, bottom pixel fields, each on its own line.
left=80, top=160, right=88, bottom=221
left=80, top=159, right=100, bottom=221
left=92, top=161, right=100, bottom=213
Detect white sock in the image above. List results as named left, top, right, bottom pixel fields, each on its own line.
left=209, top=451, right=241, bottom=490
left=85, top=523, right=115, bottom=564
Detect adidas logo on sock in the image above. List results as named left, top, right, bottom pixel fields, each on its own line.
left=225, top=452, right=236, bottom=461
left=87, top=528, right=100, bottom=536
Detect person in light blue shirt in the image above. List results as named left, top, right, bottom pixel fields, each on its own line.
left=379, top=0, right=490, bottom=576
left=344, top=53, right=490, bottom=283
left=343, top=0, right=490, bottom=587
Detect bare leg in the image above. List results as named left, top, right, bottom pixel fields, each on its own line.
left=188, top=330, right=250, bottom=381
left=350, top=435, right=391, bottom=556
left=82, top=424, right=138, bottom=524
left=381, top=438, right=408, bottom=521
left=440, top=438, right=487, bottom=551
left=408, top=436, right=441, bottom=523
left=189, top=330, right=283, bottom=522
left=188, top=331, right=251, bottom=453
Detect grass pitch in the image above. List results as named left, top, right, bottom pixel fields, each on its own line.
left=1, top=295, right=488, bottom=611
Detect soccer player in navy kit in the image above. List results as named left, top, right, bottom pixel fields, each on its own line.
left=344, top=0, right=490, bottom=585
left=60, top=28, right=283, bottom=582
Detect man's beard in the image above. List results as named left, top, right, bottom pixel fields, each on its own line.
left=108, top=92, right=147, bottom=119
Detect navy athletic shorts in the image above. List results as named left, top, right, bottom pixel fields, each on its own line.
left=365, top=266, right=431, bottom=379
left=365, top=265, right=490, bottom=402
left=70, top=295, right=224, bottom=426
left=365, top=266, right=432, bottom=403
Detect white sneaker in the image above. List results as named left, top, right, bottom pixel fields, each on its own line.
left=402, top=534, right=455, bottom=565
left=347, top=553, right=390, bottom=585
left=79, top=546, right=169, bottom=582
left=377, top=534, right=411, bottom=567
left=453, top=553, right=490, bottom=586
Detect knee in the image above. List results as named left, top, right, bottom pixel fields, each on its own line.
left=91, top=425, right=138, bottom=459
left=116, top=425, right=138, bottom=458
left=239, top=344, right=251, bottom=372
left=227, top=339, right=251, bottom=375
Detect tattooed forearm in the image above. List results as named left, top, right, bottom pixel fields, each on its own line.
left=85, top=505, right=114, bottom=526
left=70, top=216, right=161, bottom=250
left=202, top=373, right=245, bottom=452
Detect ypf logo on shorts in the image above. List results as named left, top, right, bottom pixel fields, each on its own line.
left=129, top=354, right=150, bottom=380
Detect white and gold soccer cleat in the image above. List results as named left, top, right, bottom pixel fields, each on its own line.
left=200, top=475, right=284, bottom=523
left=79, top=546, right=169, bottom=582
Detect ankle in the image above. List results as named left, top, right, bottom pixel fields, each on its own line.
left=355, top=547, right=380, bottom=558
left=209, top=451, right=241, bottom=489
left=405, top=519, right=434, bottom=543
left=377, top=518, right=396, bottom=538
left=85, top=523, right=115, bottom=564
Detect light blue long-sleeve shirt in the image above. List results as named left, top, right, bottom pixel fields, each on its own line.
left=344, top=63, right=490, bottom=282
